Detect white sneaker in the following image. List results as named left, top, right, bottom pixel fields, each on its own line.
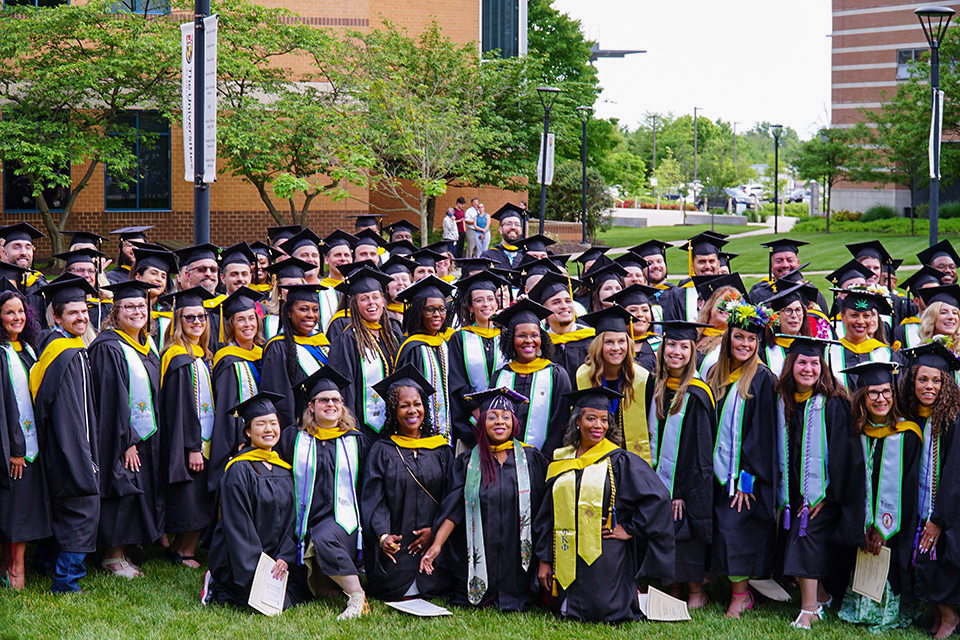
left=336, top=592, right=370, bottom=620
left=200, top=570, right=213, bottom=606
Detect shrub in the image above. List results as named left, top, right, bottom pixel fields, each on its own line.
left=939, top=201, right=960, bottom=219
left=860, top=204, right=898, bottom=222
left=832, top=209, right=861, bottom=222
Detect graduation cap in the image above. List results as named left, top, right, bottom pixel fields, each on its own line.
left=614, top=251, right=648, bottom=271
left=264, top=257, right=314, bottom=281
left=174, top=243, right=219, bottom=269
left=490, top=202, right=525, bottom=223
left=321, top=230, right=357, bottom=253
left=250, top=241, right=281, bottom=262
left=579, top=305, right=637, bottom=335
left=410, top=248, right=446, bottom=270
left=840, top=360, right=899, bottom=389
left=102, top=279, right=159, bottom=301
left=278, top=282, right=327, bottom=304
left=220, top=242, right=256, bottom=269
left=394, top=274, right=454, bottom=304
left=767, top=281, right=818, bottom=312
left=916, top=284, right=960, bottom=309
left=279, top=229, right=323, bottom=257
left=220, top=286, right=265, bottom=319
left=491, top=297, right=551, bottom=329
left=385, top=239, right=417, bottom=257
left=694, top=273, right=746, bottom=300
left=381, top=254, right=416, bottom=276
left=454, top=257, right=495, bottom=277
left=881, top=259, right=904, bottom=276
left=158, top=285, right=216, bottom=310
left=0, top=223, right=44, bottom=244
left=0, top=261, right=29, bottom=285
left=564, top=386, right=624, bottom=411
left=296, top=365, right=351, bottom=400
left=335, top=265, right=392, bottom=296
left=383, top=219, right=420, bottom=239
left=718, top=252, right=737, bottom=269
left=917, top=240, right=960, bottom=270
left=833, top=287, right=892, bottom=314
left=528, top=271, right=581, bottom=306
left=39, top=274, right=97, bottom=305
left=760, top=237, right=809, bottom=255
left=608, top=283, right=659, bottom=308
left=514, top=234, right=556, bottom=254
left=266, top=225, right=302, bottom=246
left=901, top=340, right=960, bottom=373
left=825, top=259, right=874, bottom=288
left=900, top=266, right=945, bottom=295
left=574, top=246, right=611, bottom=265
left=354, top=228, right=387, bottom=250
left=775, top=262, right=812, bottom=286
left=337, top=260, right=378, bottom=280
left=629, top=240, right=669, bottom=259
left=517, top=255, right=562, bottom=281
left=464, top=387, right=528, bottom=413
left=678, top=231, right=728, bottom=257
left=110, top=225, right=153, bottom=243
left=847, top=240, right=892, bottom=264
left=783, top=335, right=840, bottom=358
left=66, top=230, right=105, bottom=249
left=582, top=255, right=627, bottom=287
left=371, top=363, right=435, bottom=400
left=53, top=248, right=104, bottom=268
left=654, top=320, right=712, bottom=342
left=456, top=270, right=510, bottom=297
left=346, top=213, right=384, bottom=231
left=229, top=391, right=287, bottom=423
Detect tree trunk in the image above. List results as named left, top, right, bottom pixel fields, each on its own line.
left=419, top=191, right=429, bottom=248
left=34, top=194, right=66, bottom=255
left=252, top=181, right=286, bottom=225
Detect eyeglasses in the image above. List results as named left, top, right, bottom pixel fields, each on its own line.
left=423, top=306, right=447, bottom=317
left=182, top=314, right=207, bottom=324
left=119, top=304, right=148, bottom=313
left=780, top=307, right=804, bottom=318
left=312, top=396, right=343, bottom=405
left=866, top=389, right=893, bottom=400
left=69, top=268, right=97, bottom=277
left=190, top=265, right=218, bottom=274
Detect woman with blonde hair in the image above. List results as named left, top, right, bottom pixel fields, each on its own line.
left=916, top=286, right=960, bottom=345
left=704, top=297, right=779, bottom=619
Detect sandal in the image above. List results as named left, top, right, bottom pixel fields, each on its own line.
left=790, top=605, right=823, bottom=629
left=102, top=556, right=141, bottom=579
left=7, top=570, right=24, bottom=590
left=165, top=548, right=200, bottom=568
left=725, top=590, right=755, bottom=619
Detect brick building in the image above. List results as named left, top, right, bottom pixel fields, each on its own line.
left=2, top=0, right=529, bottom=254
left=831, top=0, right=960, bottom=214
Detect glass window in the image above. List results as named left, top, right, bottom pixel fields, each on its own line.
left=111, top=0, right=169, bottom=13
left=105, top=111, right=170, bottom=211
left=897, top=49, right=924, bottom=81
left=4, top=0, right=68, bottom=7
left=3, top=162, right=69, bottom=213
left=482, top=0, right=520, bottom=58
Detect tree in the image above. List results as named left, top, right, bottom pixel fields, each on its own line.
left=654, top=151, right=688, bottom=219
left=605, top=151, right=647, bottom=201
left=0, top=1, right=179, bottom=253
left=789, top=127, right=856, bottom=232
left=546, top=161, right=613, bottom=240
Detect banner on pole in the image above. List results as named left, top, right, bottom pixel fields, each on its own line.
left=202, top=14, right=218, bottom=184
left=181, top=22, right=194, bottom=182
left=537, top=133, right=555, bottom=186
left=929, top=88, right=944, bottom=180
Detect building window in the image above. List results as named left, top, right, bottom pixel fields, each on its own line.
left=482, top=0, right=524, bottom=58
left=3, top=163, right=69, bottom=213
left=4, top=0, right=68, bottom=7
left=897, top=49, right=924, bottom=81
left=111, top=0, right=169, bottom=14
left=106, top=111, right=170, bottom=211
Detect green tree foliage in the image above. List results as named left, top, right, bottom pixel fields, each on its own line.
left=0, top=0, right=179, bottom=253
left=789, top=127, right=855, bottom=231
left=545, top=160, right=613, bottom=240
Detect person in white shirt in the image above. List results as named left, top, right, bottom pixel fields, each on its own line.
left=464, top=197, right=479, bottom=258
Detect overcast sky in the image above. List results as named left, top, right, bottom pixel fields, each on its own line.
left=551, top=0, right=832, bottom=139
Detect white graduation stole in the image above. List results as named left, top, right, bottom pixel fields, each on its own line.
left=293, top=431, right=317, bottom=562
left=684, top=286, right=699, bottom=322
left=295, top=342, right=327, bottom=376
left=462, top=330, right=503, bottom=392
left=359, top=348, right=387, bottom=433
left=420, top=343, right=451, bottom=442
left=334, top=436, right=362, bottom=542
left=862, top=432, right=905, bottom=540
left=233, top=359, right=259, bottom=404
left=4, top=343, right=37, bottom=462
left=648, top=390, right=690, bottom=497
left=776, top=395, right=828, bottom=512
left=191, top=358, right=215, bottom=458
left=317, top=288, right=340, bottom=333
left=495, top=366, right=553, bottom=450
left=902, top=323, right=921, bottom=350
left=698, top=347, right=720, bottom=377
left=765, top=343, right=787, bottom=378
left=119, top=343, right=158, bottom=441
left=713, top=379, right=746, bottom=497
left=263, top=315, right=281, bottom=341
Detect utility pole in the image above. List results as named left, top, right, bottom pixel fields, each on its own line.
left=733, top=121, right=740, bottom=183
left=651, top=114, right=658, bottom=211
left=693, top=107, right=701, bottom=211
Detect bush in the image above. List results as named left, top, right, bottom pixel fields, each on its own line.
left=832, top=209, right=861, bottom=222
left=860, top=204, right=898, bottom=222
left=939, top=201, right=960, bottom=219
left=792, top=216, right=960, bottom=234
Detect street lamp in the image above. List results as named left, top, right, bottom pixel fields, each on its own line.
left=693, top=107, right=701, bottom=212
left=577, top=106, right=593, bottom=243
left=771, top=124, right=783, bottom=234
left=537, top=86, right=562, bottom=235
left=916, top=5, right=955, bottom=247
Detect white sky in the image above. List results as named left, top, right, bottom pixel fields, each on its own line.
left=551, top=0, right=833, bottom=139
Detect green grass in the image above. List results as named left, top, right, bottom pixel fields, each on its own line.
left=597, top=224, right=765, bottom=251
left=0, top=547, right=935, bottom=639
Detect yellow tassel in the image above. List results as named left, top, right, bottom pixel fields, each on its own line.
left=687, top=245, right=694, bottom=278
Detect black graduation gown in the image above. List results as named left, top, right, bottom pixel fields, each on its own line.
left=260, top=336, right=328, bottom=429
left=395, top=336, right=452, bottom=439
left=481, top=244, right=523, bottom=271
left=208, top=348, right=262, bottom=493
left=916, top=418, right=960, bottom=604
left=448, top=328, right=502, bottom=446
left=491, top=362, right=571, bottom=458
left=360, top=439, right=454, bottom=600
left=547, top=326, right=592, bottom=386
left=710, top=366, right=779, bottom=578
left=660, top=282, right=699, bottom=323
left=0, top=343, right=51, bottom=544
left=106, top=265, right=132, bottom=285
left=22, top=271, right=48, bottom=328
left=781, top=395, right=865, bottom=580
left=436, top=445, right=547, bottom=611
left=633, top=337, right=658, bottom=373
left=33, top=329, right=100, bottom=553
left=649, top=382, right=715, bottom=583
left=207, top=454, right=308, bottom=609
left=749, top=279, right=830, bottom=311
left=276, top=428, right=369, bottom=578
left=160, top=348, right=214, bottom=533
left=533, top=448, right=675, bottom=622
left=327, top=326, right=400, bottom=441
left=88, top=330, right=164, bottom=547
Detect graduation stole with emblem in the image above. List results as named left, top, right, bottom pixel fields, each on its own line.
left=463, top=439, right=531, bottom=605
left=191, top=355, right=215, bottom=458
left=115, top=331, right=159, bottom=441
left=3, top=342, right=36, bottom=462
left=776, top=392, right=828, bottom=536
left=546, top=439, right=619, bottom=590
left=862, top=421, right=920, bottom=540
left=496, top=359, right=553, bottom=450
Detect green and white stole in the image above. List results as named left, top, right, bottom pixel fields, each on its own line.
left=234, top=359, right=259, bottom=404
left=119, top=343, right=158, bottom=441
left=901, top=322, right=922, bottom=350
left=295, top=342, right=328, bottom=376
left=191, top=358, right=215, bottom=459
left=360, top=345, right=387, bottom=433
left=263, top=315, right=281, bottom=341
left=918, top=419, right=939, bottom=520
left=713, top=379, right=746, bottom=497
left=495, top=366, right=554, bottom=450
left=420, top=342, right=451, bottom=442
left=3, top=343, right=36, bottom=462
left=464, top=440, right=531, bottom=605
left=462, top=330, right=503, bottom=393
left=862, top=431, right=905, bottom=540
left=765, top=343, right=788, bottom=378
left=317, top=287, right=340, bottom=334
left=293, top=431, right=317, bottom=563
left=684, top=286, right=699, bottom=322
left=698, top=347, right=720, bottom=377
left=334, top=435, right=362, bottom=542
left=829, top=343, right=890, bottom=389
left=648, top=389, right=690, bottom=497
left=776, top=395, right=828, bottom=520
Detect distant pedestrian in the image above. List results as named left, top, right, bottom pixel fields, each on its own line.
left=474, top=204, right=490, bottom=255
left=442, top=208, right=458, bottom=248
left=464, top=198, right=479, bottom=258
left=454, top=197, right=467, bottom=258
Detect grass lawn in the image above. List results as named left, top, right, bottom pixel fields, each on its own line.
left=0, top=547, right=935, bottom=639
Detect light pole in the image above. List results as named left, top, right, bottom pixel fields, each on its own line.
left=577, top=106, right=593, bottom=243
left=650, top=114, right=659, bottom=210
left=693, top=107, right=701, bottom=212
left=733, top=121, right=741, bottom=182
left=537, top=86, right=561, bottom=235
left=771, top=124, right=783, bottom=234
left=916, top=6, right=955, bottom=247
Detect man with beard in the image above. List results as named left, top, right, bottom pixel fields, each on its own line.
left=530, top=272, right=595, bottom=383
left=661, top=232, right=728, bottom=323
left=0, top=223, right=48, bottom=322
left=917, top=239, right=960, bottom=285
left=482, top=203, right=526, bottom=270
left=106, top=225, right=152, bottom=285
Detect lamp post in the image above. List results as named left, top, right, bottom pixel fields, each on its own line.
left=537, top=86, right=561, bottom=235
left=916, top=6, right=955, bottom=247
left=577, top=106, right=593, bottom=243
left=693, top=107, right=701, bottom=214
left=650, top=114, right=659, bottom=210
left=771, top=124, right=783, bottom=234
left=733, top=121, right=741, bottom=182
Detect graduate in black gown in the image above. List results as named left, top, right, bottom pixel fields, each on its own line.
left=0, top=288, right=49, bottom=591
left=159, top=287, right=217, bottom=568
left=421, top=387, right=548, bottom=611
left=703, top=296, right=779, bottom=618
left=326, top=266, right=401, bottom=441
left=204, top=391, right=308, bottom=611
left=489, top=298, right=571, bottom=457
left=260, top=283, right=330, bottom=427
left=480, top=203, right=526, bottom=270
left=361, top=366, right=453, bottom=600
left=275, top=366, right=371, bottom=620
left=837, top=361, right=922, bottom=633
left=29, top=276, right=100, bottom=593
left=609, top=284, right=661, bottom=373
left=89, top=281, right=164, bottom=579
left=530, top=272, right=595, bottom=384
left=0, top=223, right=49, bottom=324
left=774, top=336, right=863, bottom=629
left=646, top=320, right=716, bottom=608
left=901, top=342, right=960, bottom=638
left=208, top=288, right=265, bottom=493
left=533, top=387, right=675, bottom=623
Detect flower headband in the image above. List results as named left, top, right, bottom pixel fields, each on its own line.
left=717, top=296, right=777, bottom=333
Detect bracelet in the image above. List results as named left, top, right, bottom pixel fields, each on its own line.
left=379, top=533, right=390, bottom=547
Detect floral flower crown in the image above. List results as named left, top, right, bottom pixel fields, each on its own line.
left=717, top=296, right=777, bottom=331
left=931, top=334, right=958, bottom=354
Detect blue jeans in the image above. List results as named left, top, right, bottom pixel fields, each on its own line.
left=52, top=552, right=87, bottom=593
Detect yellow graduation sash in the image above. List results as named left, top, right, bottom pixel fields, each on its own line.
left=29, top=334, right=85, bottom=401
left=390, top=434, right=448, bottom=449
left=225, top=448, right=292, bottom=472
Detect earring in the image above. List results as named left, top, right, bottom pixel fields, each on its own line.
left=537, top=347, right=542, bottom=357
